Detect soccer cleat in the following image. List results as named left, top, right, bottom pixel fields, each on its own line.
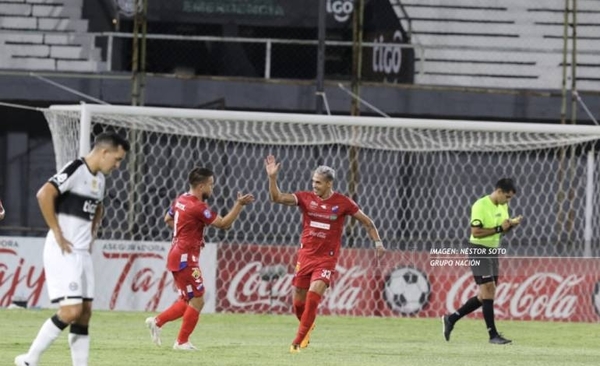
left=145, top=317, right=162, bottom=346
left=173, top=341, right=198, bottom=351
left=489, top=334, right=512, bottom=345
left=14, top=354, right=35, bottom=366
left=300, top=322, right=316, bottom=348
left=441, top=315, right=454, bottom=342
left=289, top=344, right=301, bottom=353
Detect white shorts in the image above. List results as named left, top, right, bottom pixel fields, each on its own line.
left=43, top=238, right=94, bottom=304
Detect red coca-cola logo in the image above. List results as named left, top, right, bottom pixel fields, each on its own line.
left=223, top=261, right=367, bottom=313
left=446, top=272, right=583, bottom=319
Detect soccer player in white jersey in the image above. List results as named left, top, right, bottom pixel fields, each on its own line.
left=15, top=132, right=129, bottom=366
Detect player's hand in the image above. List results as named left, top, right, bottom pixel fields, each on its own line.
left=55, top=231, right=73, bottom=254
left=501, top=219, right=512, bottom=232
left=264, top=155, right=281, bottom=178
left=375, top=245, right=386, bottom=258
left=510, top=215, right=523, bottom=226
left=236, top=192, right=255, bottom=206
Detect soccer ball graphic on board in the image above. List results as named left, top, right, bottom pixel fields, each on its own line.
left=383, top=266, right=431, bottom=315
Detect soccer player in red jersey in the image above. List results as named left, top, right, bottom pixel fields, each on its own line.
left=145, top=167, right=254, bottom=351
left=264, top=155, right=385, bottom=353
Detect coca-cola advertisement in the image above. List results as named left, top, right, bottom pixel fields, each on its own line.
left=0, top=236, right=217, bottom=312
left=216, top=243, right=600, bottom=322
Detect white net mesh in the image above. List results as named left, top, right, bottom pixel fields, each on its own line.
left=42, top=105, right=600, bottom=321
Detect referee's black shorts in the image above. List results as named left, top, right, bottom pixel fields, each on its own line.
left=467, top=243, right=499, bottom=285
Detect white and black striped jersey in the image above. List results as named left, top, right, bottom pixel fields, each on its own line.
left=47, top=158, right=105, bottom=251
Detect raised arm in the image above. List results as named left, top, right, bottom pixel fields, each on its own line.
left=353, top=209, right=385, bottom=256
left=37, top=182, right=73, bottom=253
left=211, top=192, right=255, bottom=230
left=264, top=155, right=297, bottom=206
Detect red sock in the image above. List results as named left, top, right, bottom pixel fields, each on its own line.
left=292, top=291, right=321, bottom=345
left=177, top=305, right=200, bottom=344
left=156, top=300, right=187, bottom=327
left=155, top=300, right=187, bottom=327
left=293, top=299, right=305, bottom=321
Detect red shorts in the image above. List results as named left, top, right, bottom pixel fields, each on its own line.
left=292, top=256, right=336, bottom=289
left=172, top=265, right=205, bottom=300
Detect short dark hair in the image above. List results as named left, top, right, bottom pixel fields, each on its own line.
left=94, top=132, right=130, bottom=152
left=189, top=167, right=214, bottom=187
left=496, top=178, right=516, bottom=194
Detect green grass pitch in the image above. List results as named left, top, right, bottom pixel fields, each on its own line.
left=2, top=309, right=600, bottom=366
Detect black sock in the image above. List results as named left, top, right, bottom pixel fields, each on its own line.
left=482, top=299, right=498, bottom=338
left=70, top=323, right=89, bottom=335
left=449, top=296, right=482, bottom=323
left=51, top=314, right=69, bottom=330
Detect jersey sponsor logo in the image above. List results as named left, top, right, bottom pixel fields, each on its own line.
left=307, top=212, right=331, bottom=220
left=203, top=209, right=212, bottom=219
left=83, top=200, right=98, bottom=216
left=309, top=221, right=331, bottom=230
left=309, top=230, right=327, bottom=239
left=176, top=202, right=186, bottom=211
left=330, top=215, right=338, bottom=221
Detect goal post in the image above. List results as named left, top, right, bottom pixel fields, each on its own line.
left=42, top=103, right=600, bottom=320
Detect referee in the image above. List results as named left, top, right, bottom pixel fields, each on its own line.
left=442, top=178, right=521, bottom=345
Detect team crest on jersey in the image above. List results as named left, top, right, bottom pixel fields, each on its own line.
left=191, top=267, right=201, bottom=279
left=54, top=173, right=68, bottom=184
left=91, top=178, right=98, bottom=192
left=203, top=209, right=212, bottom=218
left=332, top=205, right=339, bottom=213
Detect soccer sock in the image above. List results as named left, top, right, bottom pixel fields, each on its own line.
left=482, top=299, right=498, bottom=338
left=292, top=291, right=321, bottom=345
left=449, top=296, right=482, bottom=323
left=68, top=324, right=89, bottom=366
left=156, top=299, right=188, bottom=327
left=27, top=314, right=68, bottom=363
left=293, top=298, right=305, bottom=321
left=176, top=305, right=200, bottom=344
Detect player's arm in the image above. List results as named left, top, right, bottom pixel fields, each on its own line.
left=36, top=182, right=73, bottom=253
left=164, top=207, right=174, bottom=229
left=470, top=202, right=512, bottom=238
left=353, top=209, right=385, bottom=253
left=0, top=199, right=5, bottom=221
left=91, top=202, right=104, bottom=245
left=264, top=155, right=297, bottom=206
left=211, top=192, right=255, bottom=230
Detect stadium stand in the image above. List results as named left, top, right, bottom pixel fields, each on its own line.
left=398, top=0, right=600, bottom=90
left=0, top=0, right=105, bottom=72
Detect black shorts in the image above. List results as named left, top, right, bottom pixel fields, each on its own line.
left=467, top=243, right=499, bottom=285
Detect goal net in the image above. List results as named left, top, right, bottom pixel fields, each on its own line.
left=43, top=104, right=600, bottom=321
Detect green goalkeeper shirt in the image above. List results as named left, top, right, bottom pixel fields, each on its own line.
left=469, top=195, right=509, bottom=248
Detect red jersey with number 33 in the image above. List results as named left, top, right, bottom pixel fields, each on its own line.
left=167, top=193, right=217, bottom=272
left=293, top=191, right=359, bottom=261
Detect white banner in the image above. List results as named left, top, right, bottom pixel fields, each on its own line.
left=0, top=236, right=216, bottom=313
